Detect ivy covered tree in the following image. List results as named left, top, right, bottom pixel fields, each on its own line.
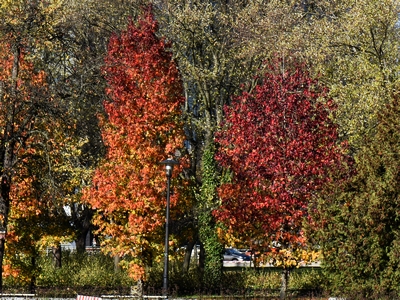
left=83, top=8, right=190, bottom=281
left=155, top=1, right=265, bottom=286
left=214, top=59, right=348, bottom=299
left=198, top=143, right=223, bottom=292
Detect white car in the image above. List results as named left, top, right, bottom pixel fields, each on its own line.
left=223, top=248, right=251, bottom=261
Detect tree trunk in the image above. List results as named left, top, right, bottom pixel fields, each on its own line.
left=0, top=42, right=20, bottom=293
left=75, top=228, right=90, bottom=254
left=114, top=255, right=120, bottom=273
left=74, top=207, right=94, bottom=253
left=52, top=244, right=62, bottom=268
left=0, top=239, right=4, bottom=292
left=198, top=242, right=205, bottom=274
left=182, top=240, right=195, bottom=274
left=75, top=235, right=86, bottom=254
left=0, top=182, right=10, bottom=293
left=30, top=256, right=36, bottom=294
left=0, top=152, right=13, bottom=292
left=280, top=268, right=290, bottom=300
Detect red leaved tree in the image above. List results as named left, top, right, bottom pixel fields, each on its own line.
left=214, top=59, right=347, bottom=298
left=83, top=8, right=188, bottom=280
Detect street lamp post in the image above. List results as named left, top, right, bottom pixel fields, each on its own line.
left=160, top=158, right=179, bottom=299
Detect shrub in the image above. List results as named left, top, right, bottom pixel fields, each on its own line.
left=36, top=251, right=134, bottom=289
left=3, top=250, right=326, bottom=298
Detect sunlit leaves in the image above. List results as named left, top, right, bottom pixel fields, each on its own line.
left=289, top=0, right=400, bottom=149
left=0, top=37, right=72, bottom=283
left=157, top=0, right=262, bottom=140
left=215, top=59, right=348, bottom=268
left=83, top=8, right=187, bottom=280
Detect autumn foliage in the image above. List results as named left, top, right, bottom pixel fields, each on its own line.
left=214, top=59, right=347, bottom=266
left=0, top=38, right=78, bottom=283
left=83, top=9, right=186, bottom=280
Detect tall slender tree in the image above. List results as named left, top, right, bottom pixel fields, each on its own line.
left=83, top=8, right=189, bottom=281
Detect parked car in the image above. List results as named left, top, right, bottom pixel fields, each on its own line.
left=223, top=248, right=251, bottom=261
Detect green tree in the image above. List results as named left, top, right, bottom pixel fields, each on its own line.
left=231, top=0, right=400, bottom=152
left=311, top=95, right=400, bottom=299
left=291, top=0, right=400, bottom=150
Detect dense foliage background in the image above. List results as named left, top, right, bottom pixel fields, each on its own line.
left=0, top=0, right=399, bottom=299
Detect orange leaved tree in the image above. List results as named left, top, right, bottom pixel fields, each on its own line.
left=83, top=8, right=188, bottom=280
left=0, top=36, right=59, bottom=290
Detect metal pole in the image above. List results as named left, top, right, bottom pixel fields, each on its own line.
left=162, top=169, right=171, bottom=298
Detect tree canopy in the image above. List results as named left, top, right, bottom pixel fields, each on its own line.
left=214, top=59, right=349, bottom=297
left=83, top=9, right=189, bottom=280
left=311, top=94, right=400, bottom=298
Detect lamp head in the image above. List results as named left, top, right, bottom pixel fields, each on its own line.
left=160, top=158, right=179, bottom=177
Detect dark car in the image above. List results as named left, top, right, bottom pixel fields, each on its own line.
left=223, top=248, right=251, bottom=261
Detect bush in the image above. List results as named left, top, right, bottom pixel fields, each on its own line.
left=36, top=251, right=134, bottom=288
left=3, top=250, right=326, bottom=298
left=0, top=251, right=135, bottom=296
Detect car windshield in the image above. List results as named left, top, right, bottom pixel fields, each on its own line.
left=227, top=249, right=243, bottom=255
